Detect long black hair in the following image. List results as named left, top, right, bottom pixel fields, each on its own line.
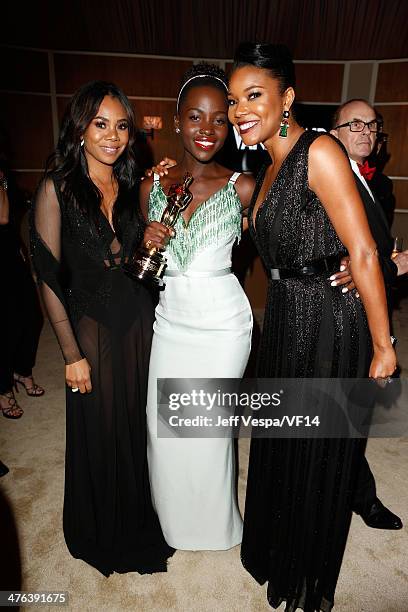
left=46, top=80, right=139, bottom=236
left=232, top=42, right=296, bottom=94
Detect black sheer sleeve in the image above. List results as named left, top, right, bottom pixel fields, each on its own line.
left=31, top=179, right=83, bottom=365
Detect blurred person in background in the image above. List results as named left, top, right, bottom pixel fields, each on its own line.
left=331, top=99, right=408, bottom=290
left=367, top=114, right=395, bottom=229
left=0, top=159, right=44, bottom=420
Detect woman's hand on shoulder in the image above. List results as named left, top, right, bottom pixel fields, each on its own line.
left=143, top=157, right=177, bottom=179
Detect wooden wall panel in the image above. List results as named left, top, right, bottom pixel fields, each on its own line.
left=346, top=63, right=373, bottom=100
left=391, top=211, right=408, bottom=246
left=376, top=105, right=408, bottom=177
left=13, top=171, right=44, bottom=195
left=392, top=181, right=408, bottom=211
left=294, top=64, right=343, bottom=102
left=375, top=63, right=408, bottom=102
left=0, top=94, right=54, bottom=168
left=4, top=48, right=49, bottom=92
left=131, top=99, right=183, bottom=164
left=54, top=54, right=192, bottom=97
left=56, top=96, right=70, bottom=122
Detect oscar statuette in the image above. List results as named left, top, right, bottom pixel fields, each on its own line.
left=123, top=172, right=194, bottom=287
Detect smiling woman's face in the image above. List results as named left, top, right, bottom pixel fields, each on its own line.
left=175, top=84, right=229, bottom=163
left=228, top=65, right=292, bottom=148
left=83, top=95, right=129, bottom=167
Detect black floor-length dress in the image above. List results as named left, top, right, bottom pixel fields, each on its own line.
left=0, top=223, right=43, bottom=393
left=242, top=131, right=371, bottom=611
left=31, top=177, right=174, bottom=576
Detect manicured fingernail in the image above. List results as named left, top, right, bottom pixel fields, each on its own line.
left=329, top=275, right=336, bottom=280
left=342, top=287, right=348, bottom=293
left=340, top=265, right=346, bottom=271
left=330, top=281, right=337, bottom=286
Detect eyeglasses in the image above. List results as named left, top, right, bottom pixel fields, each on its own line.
left=334, top=119, right=381, bottom=133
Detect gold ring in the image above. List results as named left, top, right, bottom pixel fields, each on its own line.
left=145, top=240, right=152, bottom=249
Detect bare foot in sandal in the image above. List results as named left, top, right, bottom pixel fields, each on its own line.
left=0, top=391, right=24, bottom=419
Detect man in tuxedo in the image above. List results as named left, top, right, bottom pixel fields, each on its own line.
left=330, top=99, right=405, bottom=530
left=331, top=99, right=408, bottom=287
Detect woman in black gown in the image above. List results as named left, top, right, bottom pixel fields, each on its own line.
left=228, top=45, right=396, bottom=611
left=31, top=81, right=173, bottom=576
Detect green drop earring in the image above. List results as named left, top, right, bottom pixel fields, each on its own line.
left=279, top=110, right=290, bottom=138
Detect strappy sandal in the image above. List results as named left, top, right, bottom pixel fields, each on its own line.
left=13, top=374, right=45, bottom=397
left=0, top=391, right=24, bottom=419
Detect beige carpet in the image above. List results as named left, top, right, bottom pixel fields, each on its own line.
left=1, top=301, right=407, bottom=612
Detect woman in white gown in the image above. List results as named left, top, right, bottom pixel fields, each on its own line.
left=140, top=63, right=255, bottom=550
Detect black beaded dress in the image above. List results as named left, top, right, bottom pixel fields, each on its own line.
left=31, top=177, right=174, bottom=576
left=242, top=131, right=371, bottom=611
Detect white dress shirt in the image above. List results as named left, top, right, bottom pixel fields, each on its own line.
left=350, top=158, right=375, bottom=201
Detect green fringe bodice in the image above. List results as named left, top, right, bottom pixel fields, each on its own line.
left=148, top=179, right=242, bottom=272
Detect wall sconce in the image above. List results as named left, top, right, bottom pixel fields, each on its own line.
left=141, top=116, right=163, bottom=140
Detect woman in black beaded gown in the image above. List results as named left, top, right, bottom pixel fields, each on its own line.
left=228, top=45, right=396, bottom=611
left=31, top=81, right=173, bottom=576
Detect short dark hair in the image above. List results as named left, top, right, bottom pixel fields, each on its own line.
left=232, top=42, right=295, bottom=94
left=332, top=98, right=374, bottom=129
left=177, top=62, right=228, bottom=113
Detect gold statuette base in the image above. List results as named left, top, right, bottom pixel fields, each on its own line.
left=123, top=246, right=167, bottom=287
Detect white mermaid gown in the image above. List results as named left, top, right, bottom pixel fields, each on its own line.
left=146, top=172, right=253, bottom=550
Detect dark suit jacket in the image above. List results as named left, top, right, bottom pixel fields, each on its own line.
left=370, top=172, right=395, bottom=229
left=353, top=173, right=398, bottom=290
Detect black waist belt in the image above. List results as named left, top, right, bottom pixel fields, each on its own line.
left=270, top=254, right=343, bottom=280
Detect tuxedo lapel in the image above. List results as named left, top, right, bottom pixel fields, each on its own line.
left=352, top=171, right=397, bottom=290
left=354, top=174, right=392, bottom=250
